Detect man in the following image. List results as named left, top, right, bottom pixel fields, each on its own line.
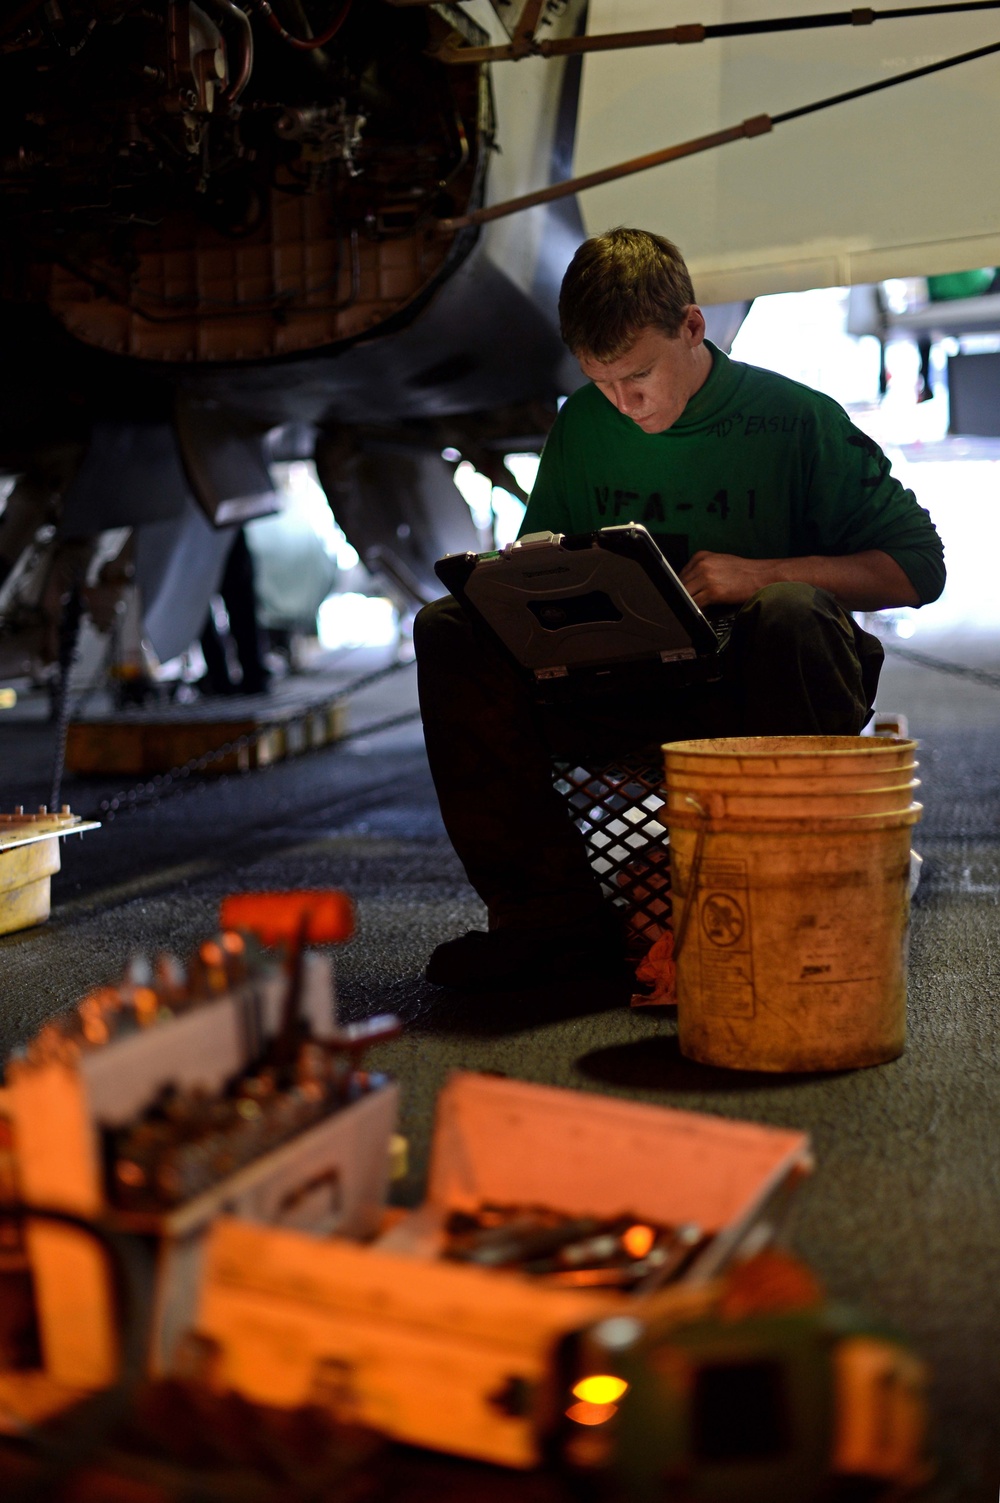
left=413, top=228, right=945, bottom=989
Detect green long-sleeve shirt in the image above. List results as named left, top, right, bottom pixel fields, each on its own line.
left=522, top=343, right=945, bottom=605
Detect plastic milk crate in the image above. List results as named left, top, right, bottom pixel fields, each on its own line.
left=553, top=756, right=672, bottom=951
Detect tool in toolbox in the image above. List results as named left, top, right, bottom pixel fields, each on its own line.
left=441, top=1204, right=707, bottom=1290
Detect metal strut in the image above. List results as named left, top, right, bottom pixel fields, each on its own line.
left=433, top=1, right=1000, bottom=63
left=436, top=36, right=1000, bottom=231
left=49, top=584, right=84, bottom=816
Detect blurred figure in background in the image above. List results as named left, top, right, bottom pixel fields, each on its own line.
left=198, top=529, right=270, bottom=696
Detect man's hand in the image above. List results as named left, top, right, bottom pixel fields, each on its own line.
left=679, top=549, right=922, bottom=612
left=680, top=552, right=777, bottom=608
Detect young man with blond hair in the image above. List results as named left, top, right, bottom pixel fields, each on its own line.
left=414, top=228, right=945, bottom=990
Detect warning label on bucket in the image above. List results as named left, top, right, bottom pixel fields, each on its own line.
left=697, top=861, right=755, bottom=1017
left=701, top=892, right=746, bottom=947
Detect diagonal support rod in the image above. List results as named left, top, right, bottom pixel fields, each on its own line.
left=436, top=37, right=1000, bottom=231
left=434, top=1, right=1000, bottom=64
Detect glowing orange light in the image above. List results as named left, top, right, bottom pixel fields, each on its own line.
left=221, top=931, right=245, bottom=955
left=199, top=941, right=225, bottom=968
left=565, top=1401, right=619, bottom=1427
left=572, top=1374, right=629, bottom=1405
left=622, top=1223, right=656, bottom=1259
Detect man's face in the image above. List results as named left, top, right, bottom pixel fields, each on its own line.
left=576, top=310, right=710, bottom=434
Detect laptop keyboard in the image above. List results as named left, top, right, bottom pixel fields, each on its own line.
left=711, top=612, right=737, bottom=646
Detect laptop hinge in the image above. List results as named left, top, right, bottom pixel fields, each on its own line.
left=535, top=666, right=569, bottom=680
left=660, top=647, right=698, bottom=663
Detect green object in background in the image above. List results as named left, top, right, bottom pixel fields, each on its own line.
left=927, top=268, right=995, bottom=301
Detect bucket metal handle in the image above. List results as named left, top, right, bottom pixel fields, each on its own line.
left=672, top=794, right=709, bottom=960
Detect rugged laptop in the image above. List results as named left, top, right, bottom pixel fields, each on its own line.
left=435, top=523, right=731, bottom=700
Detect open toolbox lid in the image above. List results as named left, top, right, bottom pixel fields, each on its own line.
left=425, top=1072, right=812, bottom=1278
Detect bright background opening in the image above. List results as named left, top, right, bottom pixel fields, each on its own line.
left=731, top=288, right=1000, bottom=639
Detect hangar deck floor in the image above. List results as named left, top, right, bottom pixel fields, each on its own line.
left=0, top=618, right=997, bottom=1503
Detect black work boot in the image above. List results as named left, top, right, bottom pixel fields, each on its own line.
left=425, top=908, right=627, bottom=990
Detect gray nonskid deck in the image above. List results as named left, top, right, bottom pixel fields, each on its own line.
left=0, top=627, right=997, bottom=1501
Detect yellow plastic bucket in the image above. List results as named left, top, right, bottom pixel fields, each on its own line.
left=664, top=760, right=918, bottom=800
left=663, top=737, right=922, bottom=1073
left=664, top=779, right=920, bottom=822
left=664, top=734, right=918, bottom=777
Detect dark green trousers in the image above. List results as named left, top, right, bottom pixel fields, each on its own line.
left=413, top=583, right=884, bottom=931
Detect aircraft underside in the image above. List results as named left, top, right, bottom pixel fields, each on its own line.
left=4, top=0, right=997, bottom=681
left=0, top=0, right=588, bottom=676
